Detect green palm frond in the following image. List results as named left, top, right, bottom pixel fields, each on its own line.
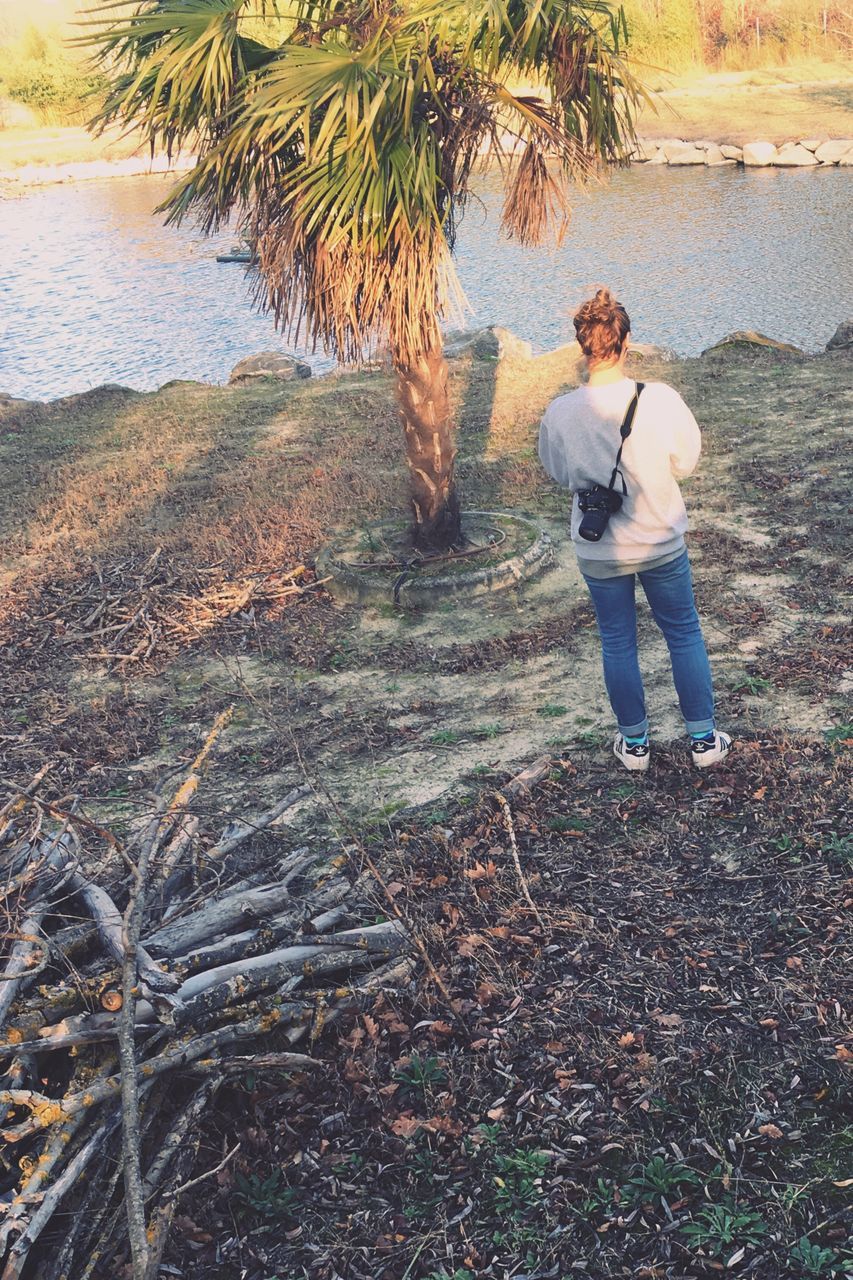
left=85, top=0, right=649, bottom=362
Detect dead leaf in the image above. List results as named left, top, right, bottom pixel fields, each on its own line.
left=423, top=1115, right=463, bottom=1136
left=618, top=1032, right=636, bottom=1047
left=457, top=933, right=487, bottom=957
left=476, top=981, right=500, bottom=1006
left=758, top=1123, right=784, bottom=1140
left=390, top=1115, right=422, bottom=1138
left=652, top=1012, right=683, bottom=1028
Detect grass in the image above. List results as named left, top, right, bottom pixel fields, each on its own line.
left=637, top=59, right=853, bottom=144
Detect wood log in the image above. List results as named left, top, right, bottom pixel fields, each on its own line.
left=202, top=784, right=312, bottom=861
left=0, top=1009, right=156, bottom=1058
left=0, top=905, right=48, bottom=1031
left=1, top=1004, right=321, bottom=1144
left=41, top=837, right=178, bottom=994
left=502, top=753, right=553, bottom=799
left=145, top=867, right=346, bottom=960
left=175, top=948, right=374, bottom=1027
left=167, top=880, right=355, bottom=972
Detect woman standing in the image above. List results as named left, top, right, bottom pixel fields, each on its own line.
left=538, top=288, right=731, bottom=772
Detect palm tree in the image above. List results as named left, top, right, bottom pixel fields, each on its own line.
left=88, top=0, right=645, bottom=551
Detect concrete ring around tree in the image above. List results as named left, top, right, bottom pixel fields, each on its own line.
left=316, top=512, right=555, bottom=610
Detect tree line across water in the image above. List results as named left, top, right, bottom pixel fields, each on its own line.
left=0, top=0, right=850, bottom=126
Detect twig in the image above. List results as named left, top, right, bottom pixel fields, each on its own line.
left=170, top=1141, right=240, bottom=1198
left=492, top=789, right=546, bottom=933
left=118, top=809, right=166, bottom=1280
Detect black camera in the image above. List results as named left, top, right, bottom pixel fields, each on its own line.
left=576, top=484, right=624, bottom=542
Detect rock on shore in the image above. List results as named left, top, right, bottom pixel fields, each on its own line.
left=229, top=352, right=312, bottom=384
left=632, top=136, right=853, bottom=169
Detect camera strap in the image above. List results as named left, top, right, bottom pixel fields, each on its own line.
left=608, top=381, right=645, bottom=494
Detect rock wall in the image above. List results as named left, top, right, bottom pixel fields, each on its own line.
left=631, top=137, right=853, bottom=168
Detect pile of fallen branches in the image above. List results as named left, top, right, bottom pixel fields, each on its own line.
left=0, top=710, right=413, bottom=1279
left=8, top=552, right=327, bottom=668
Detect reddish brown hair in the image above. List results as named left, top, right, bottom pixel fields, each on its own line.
left=573, top=288, right=630, bottom=363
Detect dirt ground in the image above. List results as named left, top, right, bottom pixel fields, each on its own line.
left=1, top=338, right=851, bottom=1278
left=2, top=339, right=849, bottom=827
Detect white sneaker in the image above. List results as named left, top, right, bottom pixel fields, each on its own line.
left=691, top=730, right=732, bottom=769
left=613, top=733, right=650, bottom=772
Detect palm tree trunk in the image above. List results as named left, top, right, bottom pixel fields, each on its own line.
left=394, top=344, right=461, bottom=553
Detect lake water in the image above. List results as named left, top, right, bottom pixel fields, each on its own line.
left=1, top=164, right=850, bottom=400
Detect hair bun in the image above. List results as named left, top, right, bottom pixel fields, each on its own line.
left=573, top=287, right=630, bottom=364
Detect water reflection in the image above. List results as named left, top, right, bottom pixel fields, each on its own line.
left=0, top=164, right=850, bottom=400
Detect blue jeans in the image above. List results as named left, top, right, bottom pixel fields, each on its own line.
left=581, top=550, right=715, bottom=738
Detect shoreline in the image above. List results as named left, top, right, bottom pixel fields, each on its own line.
left=3, top=325, right=849, bottom=409
left=1, top=134, right=852, bottom=189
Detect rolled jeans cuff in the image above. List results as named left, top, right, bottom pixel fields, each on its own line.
left=618, top=717, right=649, bottom=738
left=685, top=716, right=715, bottom=736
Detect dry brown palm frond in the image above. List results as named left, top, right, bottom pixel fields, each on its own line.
left=253, top=209, right=466, bottom=366
left=500, top=144, right=571, bottom=248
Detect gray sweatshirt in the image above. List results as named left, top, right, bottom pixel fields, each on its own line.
left=538, top=377, right=702, bottom=577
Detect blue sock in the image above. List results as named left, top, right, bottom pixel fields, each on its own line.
left=625, top=732, right=648, bottom=747
left=691, top=730, right=716, bottom=744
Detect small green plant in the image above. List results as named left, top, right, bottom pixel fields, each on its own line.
left=328, top=647, right=350, bottom=670
left=362, top=799, right=404, bottom=826
left=609, top=782, right=637, bottom=799
left=824, top=723, right=853, bottom=745
left=574, top=729, right=601, bottom=747
left=788, top=1237, right=843, bottom=1276
left=620, top=1156, right=700, bottom=1207
left=473, top=1122, right=502, bottom=1145
left=469, top=763, right=493, bottom=777
left=472, top=723, right=504, bottom=739
left=732, top=674, right=772, bottom=695
left=822, top=831, right=853, bottom=865
left=580, top=1176, right=614, bottom=1216
left=537, top=703, right=568, bottom=718
left=430, top=729, right=460, bottom=746
left=679, top=1200, right=768, bottom=1259
left=232, top=1169, right=300, bottom=1221
left=420, top=805, right=450, bottom=825
left=547, top=815, right=589, bottom=833
left=394, top=1052, right=446, bottom=1092
left=492, top=1149, right=550, bottom=1220
left=403, top=1144, right=445, bottom=1221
